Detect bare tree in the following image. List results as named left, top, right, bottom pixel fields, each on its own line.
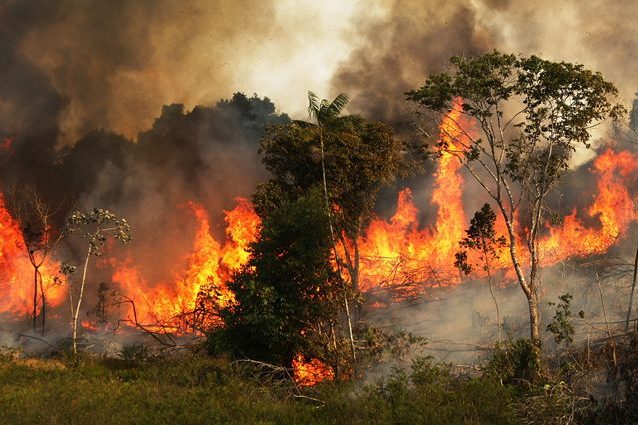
left=5, top=184, right=63, bottom=334
left=64, top=209, right=131, bottom=355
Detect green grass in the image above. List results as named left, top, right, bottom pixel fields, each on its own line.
left=0, top=354, right=520, bottom=425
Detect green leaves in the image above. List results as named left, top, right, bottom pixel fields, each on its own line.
left=307, top=91, right=349, bottom=126
left=546, top=293, right=575, bottom=346
left=407, top=51, right=624, bottom=184
left=454, top=204, right=506, bottom=275
left=260, top=114, right=408, bottom=239
left=219, top=189, right=343, bottom=366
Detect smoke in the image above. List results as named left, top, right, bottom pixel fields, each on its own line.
left=332, top=0, right=638, bottom=138
left=1, top=0, right=638, bottom=357
left=5, top=0, right=280, bottom=143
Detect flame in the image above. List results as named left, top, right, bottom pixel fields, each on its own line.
left=357, top=101, right=470, bottom=296
left=292, top=353, right=334, bottom=386
left=112, top=198, right=259, bottom=329
left=1, top=99, right=637, bottom=345
left=356, top=104, right=638, bottom=297
left=0, top=193, right=65, bottom=317
left=540, top=148, right=638, bottom=261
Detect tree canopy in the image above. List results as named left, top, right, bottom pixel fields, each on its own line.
left=407, top=51, right=624, bottom=352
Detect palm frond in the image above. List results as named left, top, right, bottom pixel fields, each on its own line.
left=307, top=91, right=349, bottom=125
left=324, top=93, right=349, bottom=121
left=307, top=91, right=320, bottom=120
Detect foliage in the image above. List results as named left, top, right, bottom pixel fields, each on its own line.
left=546, top=293, right=579, bottom=346
left=0, top=355, right=518, bottom=425
left=260, top=114, right=411, bottom=242
left=64, top=208, right=132, bottom=253
left=407, top=50, right=624, bottom=351
left=454, top=203, right=506, bottom=275
left=64, top=208, right=132, bottom=355
left=307, top=91, right=349, bottom=126
left=483, top=339, right=541, bottom=387
left=212, top=188, right=346, bottom=368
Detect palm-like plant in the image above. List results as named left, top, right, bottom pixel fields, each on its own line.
left=307, top=91, right=357, bottom=365
left=306, top=91, right=349, bottom=240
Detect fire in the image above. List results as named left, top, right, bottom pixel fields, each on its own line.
left=540, top=148, right=638, bottom=261
left=357, top=101, right=470, bottom=296
left=292, top=354, right=335, bottom=386
left=112, top=198, right=259, bottom=329
left=0, top=137, right=13, bottom=152
left=356, top=106, right=638, bottom=297
left=1, top=101, right=637, bottom=344
left=0, top=193, right=65, bottom=317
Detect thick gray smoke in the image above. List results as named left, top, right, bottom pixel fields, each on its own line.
left=332, top=0, right=638, bottom=122
left=2, top=0, right=280, bottom=144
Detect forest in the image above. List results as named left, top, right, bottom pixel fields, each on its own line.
left=1, top=48, right=638, bottom=424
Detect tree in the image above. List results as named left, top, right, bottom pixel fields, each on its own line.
left=306, top=92, right=356, bottom=363
left=64, top=209, right=131, bottom=355
left=261, top=109, right=412, bottom=292
left=213, top=188, right=348, bottom=371
left=454, top=203, right=506, bottom=342
left=4, top=184, right=63, bottom=334
left=407, top=51, right=624, bottom=355
left=260, top=106, right=412, bottom=367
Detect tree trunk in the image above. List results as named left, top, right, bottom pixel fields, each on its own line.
left=483, top=251, right=501, bottom=343
left=528, top=289, right=541, bottom=350
left=38, top=270, right=46, bottom=334
left=32, top=267, right=38, bottom=333
left=72, top=247, right=92, bottom=356
left=318, top=125, right=357, bottom=369
left=499, top=205, right=542, bottom=358
left=625, top=238, right=638, bottom=332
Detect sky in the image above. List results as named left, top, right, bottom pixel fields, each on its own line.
left=3, top=0, right=637, bottom=146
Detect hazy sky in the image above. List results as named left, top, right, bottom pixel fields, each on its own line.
left=5, top=0, right=637, bottom=144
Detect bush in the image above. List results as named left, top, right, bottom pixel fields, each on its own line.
left=483, top=338, right=540, bottom=388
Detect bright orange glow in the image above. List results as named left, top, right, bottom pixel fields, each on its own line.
left=1, top=98, right=637, bottom=342
left=112, top=198, right=260, bottom=330
left=540, top=148, right=638, bottom=261
left=355, top=103, right=638, bottom=298
left=0, top=137, right=13, bottom=152
left=292, top=353, right=335, bottom=386
left=0, top=193, right=65, bottom=318
left=357, top=100, right=470, bottom=296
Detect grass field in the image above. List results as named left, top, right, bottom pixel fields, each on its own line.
left=0, top=353, right=519, bottom=425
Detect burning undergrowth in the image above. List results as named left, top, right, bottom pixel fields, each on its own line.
left=0, top=93, right=636, bottom=339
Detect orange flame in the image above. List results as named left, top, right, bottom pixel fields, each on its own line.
left=357, top=101, right=471, bottom=296
left=0, top=137, right=13, bottom=152
left=0, top=193, right=65, bottom=317
left=1, top=100, right=637, bottom=341
left=112, top=198, right=259, bottom=329
left=292, top=353, right=335, bottom=386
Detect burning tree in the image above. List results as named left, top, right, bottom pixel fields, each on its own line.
left=213, top=189, right=347, bottom=374
left=64, top=209, right=131, bottom=355
left=407, top=51, right=624, bottom=356
left=4, top=185, right=64, bottom=334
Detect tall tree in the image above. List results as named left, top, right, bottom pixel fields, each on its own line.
left=260, top=109, right=412, bottom=366
left=306, top=91, right=356, bottom=362
left=408, top=51, right=624, bottom=355
left=261, top=110, right=411, bottom=292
